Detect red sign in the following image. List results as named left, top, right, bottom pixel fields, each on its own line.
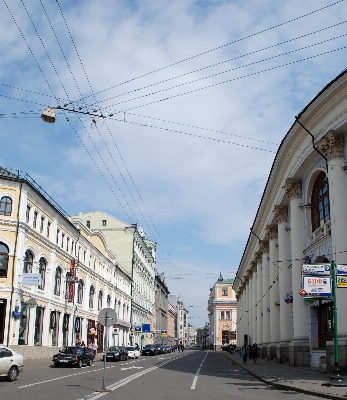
left=70, top=259, right=76, bottom=275
left=299, top=289, right=307, bottom=297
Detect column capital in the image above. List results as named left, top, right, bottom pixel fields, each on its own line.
left=250, top=261, right=257, bottom=272
left=259, top=240, right=269, bottom=254
left=265, top=224, right=278, bottom=240
left=274, top=205, right=288, bottom=224
left=316, top=130, right=345, bottom=161
left=254, top=252, right=262, bottom=263
left=283, top=178, right=302, bottom=200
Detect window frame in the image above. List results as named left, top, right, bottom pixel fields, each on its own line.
left=0, top=242, right=9, bottom=278
left=38, top=257, right=46, bottom=290
left=54, top=267, right=62, bottom=296
left=311, top=172, right=330, bottom=232
left=0, top=196, right=13, bottom=216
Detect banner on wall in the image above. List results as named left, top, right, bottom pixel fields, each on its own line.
left=302, top=276, right=332, bottom=298
left=22, top=273, right=40, bottom=286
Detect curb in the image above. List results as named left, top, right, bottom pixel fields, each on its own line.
left=222, top=353, right=346, bottom=400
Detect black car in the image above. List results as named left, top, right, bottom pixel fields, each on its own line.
left=103, top=346, right=128, bottom=362
left=52, top=346, right=94, bottom=368
left=154, top=344, right=164, bottom=354
left=164, top=345, right=172, bottom=353
left=141, top=344, right=158, bottom=356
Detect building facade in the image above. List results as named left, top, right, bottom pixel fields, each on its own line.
left=0, top=169, right=131, bottom=358
left=154, top=271, right=169, bottom=344
left=72, top=212, right=156, bottom=348
left=207, top=274, right=237, bottom=350
left=234, top=70, right=347, bottom=371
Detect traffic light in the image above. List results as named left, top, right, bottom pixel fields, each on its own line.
left=130, top=331, right=134, bottom=336
left=113, top=327, right=119, bottom=335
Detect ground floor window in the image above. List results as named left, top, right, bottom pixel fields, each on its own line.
left=75, top=317, right=81, bottom=344
left=318, top=302, right=334, bottom=348
left=0, top=299, right=6, bottom=344
left=34, top=306, right=44, bottom=346
left=62, top=313, right=69, bottom=346
left=222, top=330, right=229, bottom=344
left=97, top=323, right=104, bottom=352
left=18, top=304, right=29, bottom=345
left=50, top=311, right=59, bottom=346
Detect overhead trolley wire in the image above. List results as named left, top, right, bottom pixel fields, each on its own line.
left=69, top=0, right=345, bottom=106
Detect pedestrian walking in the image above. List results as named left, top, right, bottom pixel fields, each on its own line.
left=242, top=341, right=248, bottom=364
left=92, top=341, right=98, bottom=357
left=181, top=344, right=184, bottom=352
left=253, top=343, right=258, bottom=364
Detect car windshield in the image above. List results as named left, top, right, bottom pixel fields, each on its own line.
left=61, top=347, right=83, bottom=354
left=145, top=344, right=154, bottom=348
left=107, top=346, right=120, bottom=352
left=126, top=347, right=134, bottom=351
left=155, top=344, right=161, bottom=347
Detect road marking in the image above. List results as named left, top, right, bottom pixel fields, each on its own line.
left=120, top=366, right=144, bottom=370
left=85, top=353, right=191, bottom=400
left=191, top=353, right=208, bottom=390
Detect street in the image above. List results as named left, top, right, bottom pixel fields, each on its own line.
left=0, top=350, right=319, bottom=400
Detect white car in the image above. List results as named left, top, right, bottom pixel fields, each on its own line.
left=126, top=346, right=140, bottom=359
left=0, top=346, right=24, bottom=381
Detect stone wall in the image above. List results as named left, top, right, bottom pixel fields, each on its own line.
left=10, top=346, right=61, bottom=359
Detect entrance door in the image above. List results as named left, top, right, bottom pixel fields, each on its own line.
left=97, top=324, right=104, bottom=352
left=318, top=302, right=334, bottom=348
left=0, top=300, right=6, bottom=344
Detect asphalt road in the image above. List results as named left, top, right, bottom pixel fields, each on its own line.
left=0, top=350, right=320, bottom=400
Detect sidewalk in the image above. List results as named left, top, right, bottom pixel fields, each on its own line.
left=222, top=352, right=347, bottom=399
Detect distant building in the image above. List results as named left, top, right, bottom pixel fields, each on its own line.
left=71, top=211, right=156, bottom=348
left=196, top=322, right=209, bottom=349
left=154, top=271, right=169, bottom=344
left=187, top=323, right=197, bottom=346
left=208, top=273, right=237, bottom=350
left=167, top=300, right=175, bottom=345
left=168, top=295, right=189, bottom=345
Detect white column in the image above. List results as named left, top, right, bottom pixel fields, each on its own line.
left=261, top=241, right=270, bottom=346
left=267, top=225, right=280, bottom=345
left=256, top=254, right=263, bottom=345
left=249, top=272, right=254, bottom=343
left=244, top=283, right=249, bottom=344
left=275, top=205, right=292, bottom=343
left=317, top=131, right=347, bottom=337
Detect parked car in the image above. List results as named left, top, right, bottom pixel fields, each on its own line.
left=52, top=346, right=94, bottom=368
left=154, top=344, right=164, bottom=354
left=164, top=345, right=172, bottom=353
left=103, top=346, right=128, bottom=362
left=0, top=346, right=24, bottom=381
left=126, top=346, right=140, bottom=359
left=142, top=344, right=158, bottom=356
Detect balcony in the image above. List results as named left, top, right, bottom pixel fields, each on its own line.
left=309, top=221, right=331, bottom=246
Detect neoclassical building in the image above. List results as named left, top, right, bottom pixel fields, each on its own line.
left=0, top=168, right=131, bottom=358
left=208, top=274, right=237, bottom=350
left=234, top=70, right=347, bottom=371
left=72, top=212, right=156, bottom=348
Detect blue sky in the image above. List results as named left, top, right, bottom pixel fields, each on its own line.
left=1, top=0, right=347, bottom=326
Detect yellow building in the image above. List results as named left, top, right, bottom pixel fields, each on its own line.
left=0, top=167, right=131, bottom=358
left=207, top=274, right=237, bottom=350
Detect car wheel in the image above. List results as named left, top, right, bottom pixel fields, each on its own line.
left=7, top=366, right=18, bottom=382
left=77, top=359, right=83, bottom=368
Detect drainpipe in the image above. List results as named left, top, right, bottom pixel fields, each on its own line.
left=6, top=179, right=23, bottom=346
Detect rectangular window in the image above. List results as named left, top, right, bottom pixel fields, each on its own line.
left=84, top=250, right=86, bottom=262
left=46, top=221, right=51, bottom=238
left=222, top=287, right=228, bottom=296
left=56, top=229, right=60, bottom=245
left=86, top=220, right=90, bottom=228
left=61, top=233, right=65, bottom=248
left=102, top=220, right=107, bottom=226
left=26, top=205, right=31, bottom=223
left=221, top=311, right=225, bottom=320
left=33, top=211, right=38, bottom=229
left=66, top=237, right=69, bottom=252
left=71, top=241, right=74, bottom=255
left=226, top=311, right=230, bottom=319
left=40, top=216, right=45, bottom=233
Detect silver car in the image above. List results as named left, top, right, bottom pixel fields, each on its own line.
left=126, top=346, right=140, bottom=359
left=0, top=346, right=24, bottom=381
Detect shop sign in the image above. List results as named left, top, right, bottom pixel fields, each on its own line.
left=337, top=276, right=347, bottom=288
left=142, top=324, right=151, bottom=333
left=302, top=264, right=331, bottom=276
left=134, top=326, right=142, bottom=333
left=302, top=276, right=332, bottom=298
left=337, top=264, right=347, bottom=275
left=22, top=273, right=41, bottom=286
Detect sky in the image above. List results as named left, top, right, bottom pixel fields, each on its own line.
left=1, top=0, right=346, bottom=327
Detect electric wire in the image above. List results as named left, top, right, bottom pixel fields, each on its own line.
left=94, top=24, right=347, bottom=107
left=70, top=0, right=345, bottom=105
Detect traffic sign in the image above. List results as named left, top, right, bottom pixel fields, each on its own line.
left=98, top=308, right=117, bottom=327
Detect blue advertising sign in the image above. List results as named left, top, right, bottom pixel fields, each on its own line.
left=302, top=263, right=331, bottom=276
left=142, top=324, right=151, bottom=333
left=302, top=276, right=332, bottom=298
left=134, top=326, right=142, bottom=332
left=337, top=264, right=347, bottom=276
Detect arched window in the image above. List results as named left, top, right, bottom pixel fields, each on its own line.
left=311, top=172, right=330, bottom=232
left=54, top=267, right=62, bottom=296
left=98, top=290, right=103, bottom=311
left=89, top=286, right=95, bottom=308
left=38, top=257, right=46, bottom=290
left=107, top=294, right=111, bottom=308
left=0, top=196, right=12, bottom=216
left=77, top=280, right=83, bottom=304
left=23, top=250, right=33, bottom=274
left=0, top=242, right=9, bottom=278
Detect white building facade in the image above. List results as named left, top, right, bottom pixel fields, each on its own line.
left=234, top=70, right=347, bottom=372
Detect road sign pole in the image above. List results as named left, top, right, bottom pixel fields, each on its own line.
left=329, top=260, right=345, bottom=386
left=102, top=311, right=108, bottom=391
